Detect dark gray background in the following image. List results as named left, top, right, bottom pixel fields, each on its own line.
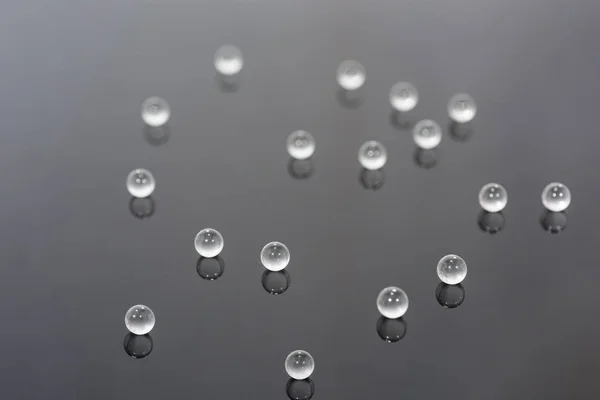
left=1, top=0, right=600, bottom=398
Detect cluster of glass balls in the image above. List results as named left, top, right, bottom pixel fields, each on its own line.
left=476, top=182, right=571, bottom=213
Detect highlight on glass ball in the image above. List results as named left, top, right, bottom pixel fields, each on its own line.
left=285, top=350, right=315, bottom=380
left=541, top=182, right=571, bottom=212
left=260, top=241, right=290, bottom=271
left=389, top=81, right=418, bottom=112
left=141, top=96, right=170, bottom=127
left=376, top=286, right=409, bottom=319
left=126, top=168, right=156, bottom=198
left=125, top=304, right=155, bottom=335
left=413, top=119, right=442, bottom=150
left=286, top=130, right=316, bottom=160
left=336, top=60, right=366, bottom=91
left=448, top=93, right=476, bottom=123
left=214, top=45, right=243, bottom=76
left=194, top=228, right=224, bottom=258
left=478, top=183, right=508, bottom=213
left=358, top=141, right=387, bottom=171
left=437, top=254, right=467, bottom=285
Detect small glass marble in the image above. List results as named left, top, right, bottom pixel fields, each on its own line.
left=141, top=97, right=170, bottom=127
left=413, top=120, right=442, bottom=149
left=287, top=130, right=316, bottom=160
left=389, top=81, right=418, bottom=112
left=126, top=168, right=156, bottom=198
left=285, top=350, right=315, bottom=380
left=337, top=60, right=365, bottom=91
left=376, top=286, right=409, bottom=319
left=261, top=241, right=290, bottom=271
left=125, top=305, right=155, bottom=335
left=541, top=182, right=571, bottom=212
left=448, top=93, right=476, bottom=123
left=194, top=228, right=224, bottom=258
left=478, top=183, right=508, bottom=212
left=437, top=254, right=467, bottom=285
left=214, top=45, right=243, bottom=76
left=358, top=141, right=387, bottom=170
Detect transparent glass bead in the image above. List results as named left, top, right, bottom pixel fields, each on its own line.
left=287, top=130, right=316, bottom=160
left=376, top=286, right=409, bottom=319
left=541, top=182, right=571, bottom=212
left=125, top=305, right=155, bottom=335
left=478, top=183, right=508, bottom=212
left=260, top=241, right=290, bottom=271
left=336, top=60, right=365, bottom=91
left=214, top=45, right=243, bottom=76
left=358, top=141, right=387, bottom=170
left=437, top=254, right=467, bottom=285
left=194, top=228, right=224, bottom=258
left=126, top=168, right=156, bottom=198
left=389, top=81, right=418, bottom=112
left=285, top=350, right=315, bottom=380
left=413, top=120, right=442, bottom=149
left=448, top=93, right=476, bottom=123
left=141, top=97, right=170, bottom=127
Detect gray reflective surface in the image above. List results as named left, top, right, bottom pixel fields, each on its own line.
left=2, top=0, right=600, bottom=398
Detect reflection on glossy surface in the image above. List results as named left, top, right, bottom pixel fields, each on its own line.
left=216, top=73, right=241, bottom=93
left=540, top=210, right=567, bottom=234
left=129, top=196, right=155, bottom=219
left=449, top=121, right=474, bottom=142
left=359, top=168, right=385, bottom=191
left=288, top=158, right=314, bottom=180
left=262, top=270, right=291, bottom=295
left=144, top=124, right=171, bottom=146
left=413, top=148, right=438, bottom=169
left=435, top=283, right=465, bottom=309
left=336, top=88, right=363, bottom=109
left=286, top=378, right=315, bottom=400
left=477, top=210, right=505, bottom=234
left=196, top=256, right=225, bottom=281
left=389, top=109, right=414, bottom=131
left=376, top=316, right=407, bottom=343
left=123, top=332, right=153, bottom=359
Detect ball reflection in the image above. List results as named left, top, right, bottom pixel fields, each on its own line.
left=359, top=168, right=385, bottom=191
left=413, top=148, right=438, bottom=169
left=376, top=316, right=407, bottom=343
left=129, top=197, right=155, bottom=219
left=435, top=283, right=465, bottom=309
left=288, top=158, right=314, bottom=180
left=477, top=211, right=505, bottom=234
left=196, top=256, right=225, bottom=281
left=540, top=210, right=567, bottom=234
left=262, top=270, right=291, bottom=295
left=286, top=378, right=315, bottom=400
left=123, top=333, right=153, bottom=359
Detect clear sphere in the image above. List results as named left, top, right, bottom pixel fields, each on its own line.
left=448, top=93, right=477, bottom=123
left=336, top=60, right=365, bottom=91
left=126, top=168, right=156, bottom=198
left=141, top=97, right=170, bottom=127
left=287, top=130, right=316, bottom=160
left=285, top=350, right=315, bottom=380
left=125, top=305, right=155, bottom=335
left=389, top=81, right=418, bottom=112
left=376, top=286, right=409, bottom=319
left=478, top=183, right=508, bottom=212
left=358, top=141, right=387, bottom=170
left=542, top=182, right=571, bottom=212
left=260, top=241, right=290, bottom=271
left=437, top=254, right=467, bottom=285
left=214, top=45, right=243, bottom=76
left=194, top=228, right=224, bottom=258
left=413, top=120, right=442, bottom=149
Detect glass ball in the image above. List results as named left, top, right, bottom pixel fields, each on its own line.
left=126, top=168, right=156, bottom=198
left=413, top=120, right=442, bottom=149
left=437, top=254, right=467, bottom=285
left=260, top=241, right=290, bottom=271
left=194, top=228, right=224, bottom=258
left=376, top=286, right=409, bottom=319
left=478, top=183, right=508, bottom=212
left=358, top=141, right=387, bottom=170
left=389, top=81, right=418, bottom=112
left=336, top=60, right=365, bottom=91
left=285, top=350, right=315, bottom=380
left=125, top=305, right=155, bottom=335
left=287, top=130, right=316, bottom=160
left=214, top=45, right=243, bottom=76
left=448, top=93, right=476, bottom=123
left=141, top=97, right=170, bottom=127
left=541, top=182, right=571, bottom=212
